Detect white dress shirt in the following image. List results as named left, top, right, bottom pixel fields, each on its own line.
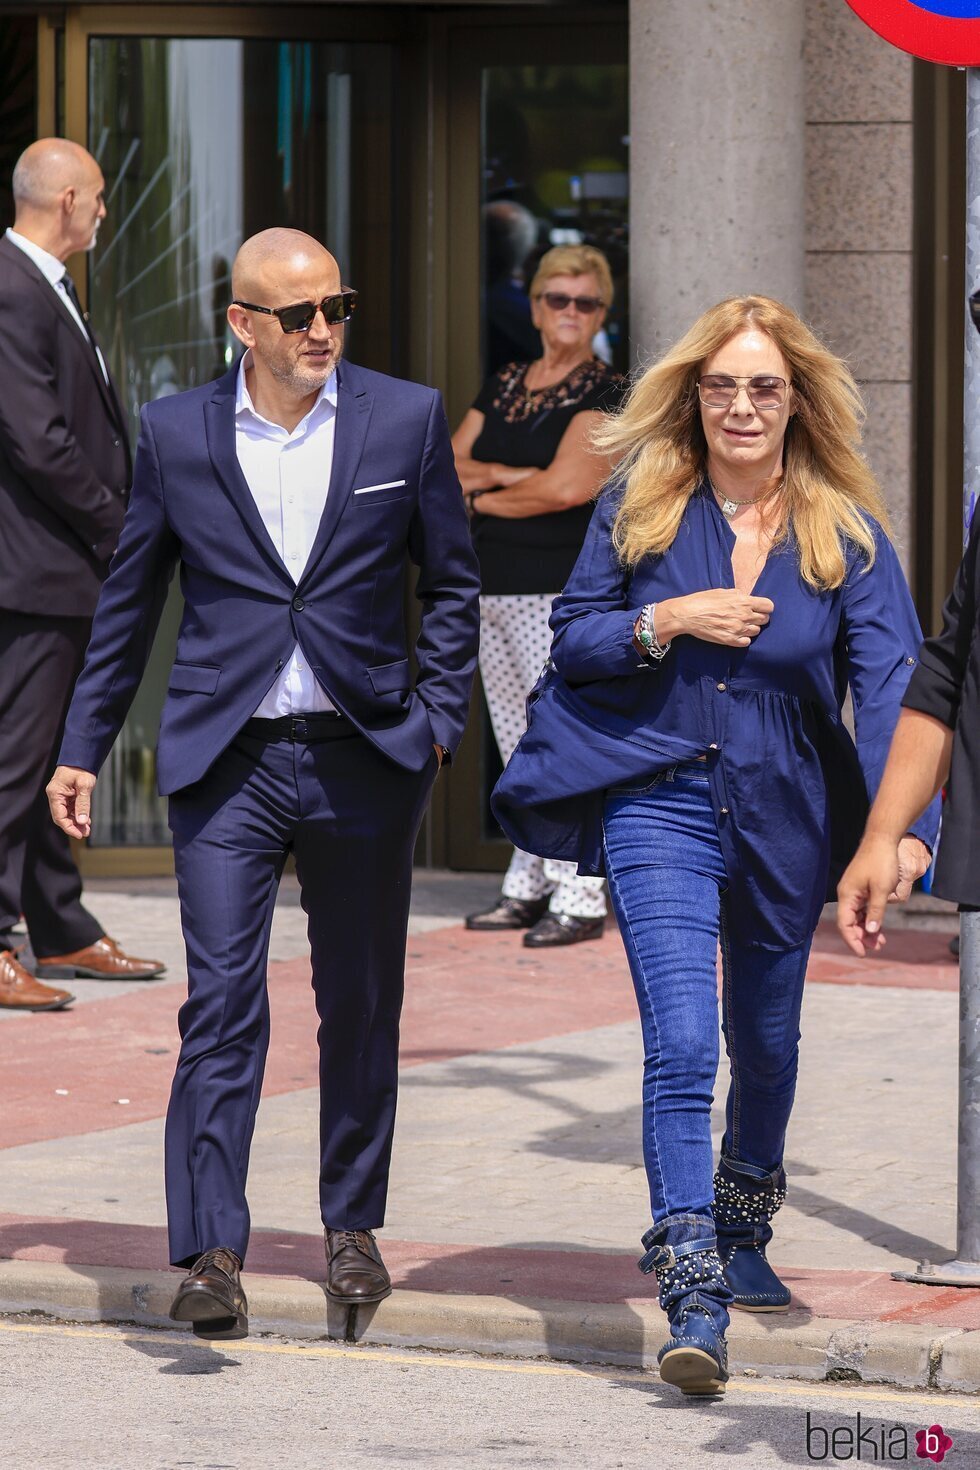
left=5, top=228, right=110, bottom=384
left=235, top=352, right=338, bottom=716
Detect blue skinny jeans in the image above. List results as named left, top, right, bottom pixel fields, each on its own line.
left=603, top=762, right=810, bottom=1225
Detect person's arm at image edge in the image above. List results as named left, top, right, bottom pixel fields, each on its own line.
left=836, top=710, right=952, bottom=954
left=837, top=516, right=979, bottom=954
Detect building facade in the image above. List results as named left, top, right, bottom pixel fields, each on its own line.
left=0, top=0, right=966, bottom=875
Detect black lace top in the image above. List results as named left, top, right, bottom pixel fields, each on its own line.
left=469, top=358, right=625, bottom=594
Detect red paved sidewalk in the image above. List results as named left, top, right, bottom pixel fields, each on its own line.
left=0, top=1213, right=976, bottom=1330
left=0, top=921, right=958, bottom=1151
left=2, top=917, right=975, bottom=1356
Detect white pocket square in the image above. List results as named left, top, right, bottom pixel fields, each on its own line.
left=353, top=479, right=407, bottom=495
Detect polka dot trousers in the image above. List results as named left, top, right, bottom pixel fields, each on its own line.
left=480, top=594, right=607, bottom=919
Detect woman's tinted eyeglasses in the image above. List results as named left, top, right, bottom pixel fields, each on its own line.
left=232, top=289, right=358, bottom=334
left=537, top=290, right=605, bottom=315
left=697, top=374, right=789, bottom=410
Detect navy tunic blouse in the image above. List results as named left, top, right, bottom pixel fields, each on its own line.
left=492, top=483, right=941, bottom=949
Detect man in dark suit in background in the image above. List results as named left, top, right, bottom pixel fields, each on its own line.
left=49, top=228, right=480, bottom=1335
left=0, top=138, right=164, bottom=1012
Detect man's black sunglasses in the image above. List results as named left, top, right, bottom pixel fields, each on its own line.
left=232, top=289, right=358, bottom=334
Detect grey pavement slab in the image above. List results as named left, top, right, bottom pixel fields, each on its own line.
left=4, top=1315, right=979, bottom=1470
left=0, top=984, right=958, bottom=1276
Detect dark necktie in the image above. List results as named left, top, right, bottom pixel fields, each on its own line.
left=59, top=271, right=123, bottom=419
left=59, top=271, right=101, bottom=356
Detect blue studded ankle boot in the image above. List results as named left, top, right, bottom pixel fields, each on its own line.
left=713, top=1155, right=791, bottom=1313
left=638, top=1212, right=732, bottom=1398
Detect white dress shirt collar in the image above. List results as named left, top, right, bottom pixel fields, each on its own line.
left=5, top=228, right=67, bottom=286
left=6, top=228, right=111, bottom=385
left=235, top=349, right=338, bottom=439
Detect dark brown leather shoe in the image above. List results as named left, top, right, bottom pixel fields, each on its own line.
left=36, top=935, right=166, bottom=981
left=465, top=895, right=549, bottom=931
left=523, top=912, right=605, bottom=947
left=169, top=1247, right=247, bottom=1337
left=0, top=949, right=74, bottom=1011
left=324, top=1229, right=391, bottom=1304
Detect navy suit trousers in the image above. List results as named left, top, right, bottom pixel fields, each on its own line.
left=165, top=721, right=437, bottom=1268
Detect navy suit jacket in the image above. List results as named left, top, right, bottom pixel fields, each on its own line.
left=59, top=360, right=480, bottom=794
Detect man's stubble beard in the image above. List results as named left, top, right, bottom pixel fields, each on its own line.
left=267, top=344, right=342, bottom=397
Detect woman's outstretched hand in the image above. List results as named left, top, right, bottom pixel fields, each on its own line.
left=656, top=590, right=774, bottom=648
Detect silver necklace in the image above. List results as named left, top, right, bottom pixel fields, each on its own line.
left=708, top=477, right=779, bottom=519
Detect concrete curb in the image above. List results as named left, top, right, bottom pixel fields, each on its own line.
left=0, top=1259, right=975, bottom=1392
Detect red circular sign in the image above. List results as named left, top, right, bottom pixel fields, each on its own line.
left=844, top=0, right=980, bottom=64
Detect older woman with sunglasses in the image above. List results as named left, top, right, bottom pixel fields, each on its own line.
left=492, top=295, right=940, bottom=1396
left=452, top=244, right=623, bottom=947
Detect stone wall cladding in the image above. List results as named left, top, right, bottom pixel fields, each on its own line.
left=803, top=0, right=914, bottom=562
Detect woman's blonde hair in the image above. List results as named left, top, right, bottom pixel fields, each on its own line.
left=529, top=245, right=614, bottom=307
left=595, top=295, right=889, bottom=590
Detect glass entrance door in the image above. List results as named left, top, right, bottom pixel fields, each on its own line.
left=42, top=4, right=624, bottom=875
left=440, top=18, right=629, bottom=872
left=58, top=13, right=402, bottom=860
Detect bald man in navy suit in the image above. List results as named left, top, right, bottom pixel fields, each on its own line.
left=50, top=228, right=480, bottom=1336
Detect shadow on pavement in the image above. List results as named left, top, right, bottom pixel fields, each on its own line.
left=121, top=1330, right=242, bottom=1375
left=399, top=1044, right=617, bottom=1123
left=783, top=1179, right=952, bottom=1267
left=603, top=1379, right=980, bottom=1467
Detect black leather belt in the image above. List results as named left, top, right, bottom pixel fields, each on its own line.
left=241, top=713, right=349, bottom=742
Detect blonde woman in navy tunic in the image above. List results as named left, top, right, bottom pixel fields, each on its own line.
left=493, top=296, right=940, bottom=1397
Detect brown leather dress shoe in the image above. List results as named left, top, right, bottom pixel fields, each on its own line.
left=0, top=949, right=74, bottom=1011
left=169, top=1247, right=247, bottom=1338
left=324, top=1228, right=391, bottom=1304
left=35, top=935, right=166, bottom=981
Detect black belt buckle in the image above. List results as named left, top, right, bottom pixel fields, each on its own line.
left=290, top=717, right=308, bottom=740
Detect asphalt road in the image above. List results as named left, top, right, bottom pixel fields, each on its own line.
left=0, top=1317, right=977, bottom=1470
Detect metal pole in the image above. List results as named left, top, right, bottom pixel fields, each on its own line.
left=957, top=908, right=980, bottom=1270
left=954, top=70, right=980, bottom=1276
left=894, top=67, right=980, bottom=1288
left=966, top=68, right=980, bottom=532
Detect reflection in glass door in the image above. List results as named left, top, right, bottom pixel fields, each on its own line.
left=84, top=35, right=395, bottom=845
left=482, top=65, right=629, bottom=378
left=444, top=30, right=629, bottom=872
